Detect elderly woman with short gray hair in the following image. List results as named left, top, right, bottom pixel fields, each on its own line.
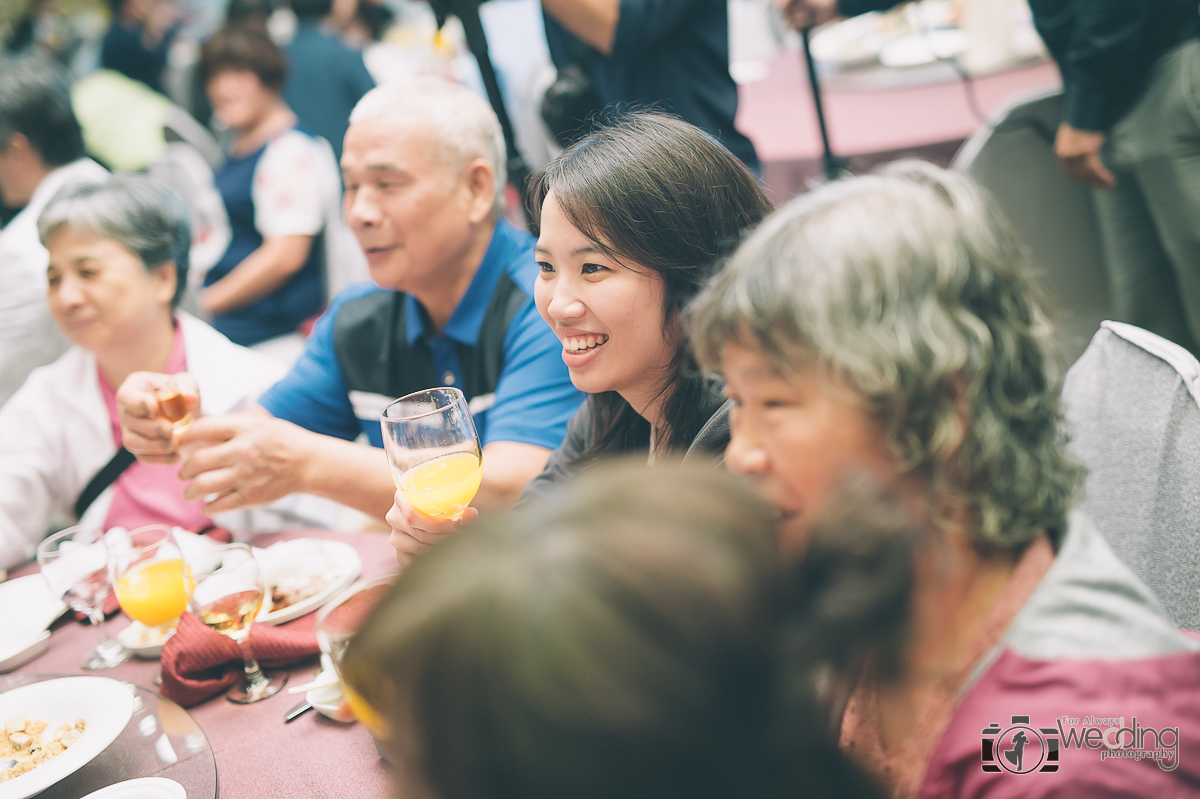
left=0, top=174, right=302, bottom=570
left=688, top=161, right=1200, bottom=797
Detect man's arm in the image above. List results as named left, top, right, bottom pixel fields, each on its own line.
left=475, top=441, right=552, bottom=511
left=177, top=408, right=393, bottom=520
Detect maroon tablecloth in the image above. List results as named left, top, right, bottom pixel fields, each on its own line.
left=10, top=528, right=398, bottom=799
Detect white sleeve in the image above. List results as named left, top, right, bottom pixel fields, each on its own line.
left=0, top=377, right=66, bottom=570
left=252, top=131, right=326, bottom=239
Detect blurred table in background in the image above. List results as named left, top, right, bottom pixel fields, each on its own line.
left=737, top=52, right=1061, bottom=202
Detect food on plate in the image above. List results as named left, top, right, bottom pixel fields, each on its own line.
left=268, top=574, right=330, bottom=614
left=0, top=715, right=86, bottom=782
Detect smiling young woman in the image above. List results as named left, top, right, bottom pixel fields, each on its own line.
left=520, top=113, right=773, bottom=498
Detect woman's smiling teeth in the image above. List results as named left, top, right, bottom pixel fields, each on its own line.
left=562, top=334, right=610, bottom=353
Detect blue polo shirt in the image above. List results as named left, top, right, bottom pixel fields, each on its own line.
left=258, top=220, right=582, bottom=451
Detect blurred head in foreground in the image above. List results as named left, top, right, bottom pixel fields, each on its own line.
left=688, top=161, right=1082, bottom=556
left=343, top=461, right=892, bottom=799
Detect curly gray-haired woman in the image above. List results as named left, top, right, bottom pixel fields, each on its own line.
left=688, top=161, right=1200, bottom=798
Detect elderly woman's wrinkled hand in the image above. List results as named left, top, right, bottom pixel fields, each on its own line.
left=117, top=371, right=201, bottom=464
left=386, top=489, right=478, bottom=567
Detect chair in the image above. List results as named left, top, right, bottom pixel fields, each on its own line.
left=1061, top=321, right=1200, bottom=631
left=954, top=88, right=1111, bottom=365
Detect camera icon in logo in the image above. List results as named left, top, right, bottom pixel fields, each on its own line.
left=981, top=716, right=1060, bottom=775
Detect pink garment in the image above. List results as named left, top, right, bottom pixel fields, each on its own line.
left=919, top=648, right=1200, bottom=798
left=99, top=323, right=212, bottom=533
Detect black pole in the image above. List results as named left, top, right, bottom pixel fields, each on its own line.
left=432, top=1, right=531, bottom=194
left=800, top=26, right=845, bottom=182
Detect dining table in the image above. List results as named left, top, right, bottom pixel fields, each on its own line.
left=6, top=527, right=399, bottom=799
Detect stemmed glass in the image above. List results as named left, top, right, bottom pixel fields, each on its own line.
left=109, top=525, right=188, bottom=633
left=314, top=575, right=396, bottom=735
left=183, top=543, right=287, bottom=703
left=37, top=526, right=132, bottom=670
left=380, top=387, right=483, bottom=522
left=108, top=524, right=187, bottom=684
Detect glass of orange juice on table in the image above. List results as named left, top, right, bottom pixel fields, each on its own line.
left=184, top=543, right=287, bottom=703
left=380, top=387, right=482, bottom=521
left=108, top=525, right=188, bottom=633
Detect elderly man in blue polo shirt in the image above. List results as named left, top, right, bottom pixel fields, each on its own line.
left=116, top=78, right=583, bottom=538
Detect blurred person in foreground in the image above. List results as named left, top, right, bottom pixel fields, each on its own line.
left=283, top=0, right=375, bottom=164
left=779, top=0, right=1200, bottom=355
left=0, top=176, right=328, bottom=571
left=343, top=461, right=886, bottom=799
left=0, top=55, right=107, bottom=408
left=115, top=78, right=582, bottom=529
left=385, top=112, right=772, bottom=563
left=198, top=25, right=355, bottom=361
left=687, top=161, right=1200, bottom=797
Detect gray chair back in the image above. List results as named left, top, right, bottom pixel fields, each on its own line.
left=1062, top=321, right=1200, bottom=631
left=954, top=88, right=1111, bottom=365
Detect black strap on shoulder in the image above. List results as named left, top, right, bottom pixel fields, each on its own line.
left=74, top=448, right=136, bottom=520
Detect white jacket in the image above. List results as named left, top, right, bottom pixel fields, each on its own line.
left=0, top=313, right=338, bottom=570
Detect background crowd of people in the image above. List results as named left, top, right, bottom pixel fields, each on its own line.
left=2, top=0, right=1200, bottom=797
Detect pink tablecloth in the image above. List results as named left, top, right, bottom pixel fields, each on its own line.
left=11, top=528, right=399, bottom=799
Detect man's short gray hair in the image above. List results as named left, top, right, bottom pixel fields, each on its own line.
left=349, top=77, right=506, bottom=214
left=688, top=161, right=1083, bottom=550
left=38, top=174, right=192, bottom=308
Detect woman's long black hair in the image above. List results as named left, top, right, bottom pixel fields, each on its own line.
left=525, top=112, right=773, bottom=459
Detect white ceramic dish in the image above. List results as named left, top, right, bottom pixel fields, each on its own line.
left=115, top=621, right=175, bottom=659
left=254, top=539, right=362, bottom=626
left=0, top=633, right=50, bottom=675
left=0, top=677, right=134, bottom=799
left=0, top=575, right=67, bottom=674
left=79, top=777, right=186, bottom=799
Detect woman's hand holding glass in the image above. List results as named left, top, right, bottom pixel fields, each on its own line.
left=37, top=527, right=132, bottom=670
left=116, top=371, right=202, bottom=464
left=380, top=388, right=482, bottom=567
left=184, top=543, right=287, bottom=703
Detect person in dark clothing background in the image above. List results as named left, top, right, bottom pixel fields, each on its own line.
left=539, top=0, right=759, bottom=172
left=101, top=0, right=179, bottom=94
left=776, top=0, right=1200, bottom=355
left=283, top=0, right=376, bottom=163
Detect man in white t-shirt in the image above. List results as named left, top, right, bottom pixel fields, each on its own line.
left=0, top=56, right=107, bottom=406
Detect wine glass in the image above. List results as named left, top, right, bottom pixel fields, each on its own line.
left=380, top=387, right=483, bottom=522
left=37, top=526, right=132, bottom=670
left=314, top=575, right=396, bottom=735
left=183, top=543, right=287, bottom=703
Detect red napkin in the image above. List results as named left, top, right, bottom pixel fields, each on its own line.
left=160, top=612, right=321, bottom=707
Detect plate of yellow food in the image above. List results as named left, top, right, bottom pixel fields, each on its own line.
left=0, top=677, right=134, bottom=799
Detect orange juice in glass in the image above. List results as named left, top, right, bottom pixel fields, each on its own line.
left=381, top=388, right=482, bottom=522
left=109, top=525, right=187, bottom=630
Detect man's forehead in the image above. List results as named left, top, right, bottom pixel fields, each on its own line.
left=343, top=117, right=436, bottom=171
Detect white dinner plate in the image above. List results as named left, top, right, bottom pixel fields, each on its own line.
left=0, top=576, right=67, bottom=674
left=0, top=677, right=134, bottom=799
left=254, top=539, right=362, bottom=626
left=79, top=777, right=186, bottom=799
